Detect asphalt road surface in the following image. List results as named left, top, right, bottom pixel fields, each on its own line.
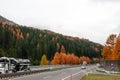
left=11, top=65, right=96, bottom=80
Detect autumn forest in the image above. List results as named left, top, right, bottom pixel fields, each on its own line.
left=0, top=16, right=103, bottom=65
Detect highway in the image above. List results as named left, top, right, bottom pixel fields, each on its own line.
left=30, top=65, right=71, bottom=71
left=11, top=65, right=96, bottom=80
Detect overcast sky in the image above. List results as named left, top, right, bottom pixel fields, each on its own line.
left=0, top=0, right=120, bottom=45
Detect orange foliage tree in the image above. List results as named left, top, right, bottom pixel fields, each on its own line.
left=51, top=52, right=91, bottom=65
left=114, top=34, right=120, bottom=60
left=93, top=58, right=99, bottom=63
left=102, top=45, right=112, bottom=59
left=102, top=34, right=116, bottom=60
left=59, top=52, right=66, bottom=64
left=65, top=54, right=72, bottom=64
left=67, top=53, right=74, bottom=65
left=102, top=34, right=120, bottom=60
left=51, top=52, right=60, bottom=65
left=86, top=57, right=91, bottom=64
left=80, top=56, right=91, bottom=64
left=72, top=55, right=80, bottom=64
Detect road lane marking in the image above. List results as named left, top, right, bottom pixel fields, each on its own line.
left=61, top=67, right=95, bottom=80
left=61, top=70, right=85, bottom=80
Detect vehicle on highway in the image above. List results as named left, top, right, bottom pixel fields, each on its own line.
left=81, top=61, right=87, bottom=69
left=81, top=66, right=86, bottom=69
left=0, top=57, right=30, bottom=74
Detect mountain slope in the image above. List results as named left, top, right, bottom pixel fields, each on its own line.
left=0, top=15, right=17, bottom=25
left=0, top=15, right=103, bottom=65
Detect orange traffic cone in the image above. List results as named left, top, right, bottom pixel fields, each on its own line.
left=70, top=74, right=72, bottom=80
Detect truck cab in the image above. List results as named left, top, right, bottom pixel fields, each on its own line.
left=0, top=57, right=30, bottom=74
left=0, top=57, right=9, bottom=74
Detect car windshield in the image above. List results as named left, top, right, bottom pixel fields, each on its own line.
left=0, top=63, right=5, bottom=68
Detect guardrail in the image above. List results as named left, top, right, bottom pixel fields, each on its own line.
left=0, top=65, right=79, bottom=79
left=0, top=69, right=50, bottom=78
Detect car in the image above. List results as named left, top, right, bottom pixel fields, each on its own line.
left=81, top=66, right=86, bottom=69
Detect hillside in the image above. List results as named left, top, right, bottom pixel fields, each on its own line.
left=0, top=15, right=17, bottom=25
left=0, top=15, right=103, bottom=65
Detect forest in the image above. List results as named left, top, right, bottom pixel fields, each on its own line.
left=0, top=20, right=103, bottom=65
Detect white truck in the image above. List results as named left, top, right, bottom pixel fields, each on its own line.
left=0, top=57, right=30, bottom=74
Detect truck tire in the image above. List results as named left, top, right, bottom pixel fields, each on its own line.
left=12, top=69, right=17, bottom=73
left=5, top=70, right=8, bottom=74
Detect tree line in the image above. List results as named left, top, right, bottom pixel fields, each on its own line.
left=0, top=21, right=103, bottom=65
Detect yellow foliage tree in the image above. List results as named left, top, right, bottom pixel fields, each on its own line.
left=40, top=54, right=48, bottom=65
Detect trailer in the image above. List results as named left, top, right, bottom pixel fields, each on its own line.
left=0, top=57, right=30, bottom=74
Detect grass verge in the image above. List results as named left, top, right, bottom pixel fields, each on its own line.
left=96, top=68, right=120, bottom=74
left=82, top=73, right=120, bottom=80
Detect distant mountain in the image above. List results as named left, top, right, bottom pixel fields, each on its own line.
left=0, top=15, right=103, bottom=65
left=0, top=15, right=18, bottom=25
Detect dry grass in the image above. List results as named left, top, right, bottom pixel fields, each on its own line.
left=82, top=73, right=120, bottom=80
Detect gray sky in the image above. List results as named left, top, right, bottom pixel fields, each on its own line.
left=0, top=0, right=120, bottom=45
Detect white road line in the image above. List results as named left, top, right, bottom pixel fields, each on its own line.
left=61, top=67, right=95, bottom=80
left=61, top=70, right=85, bottom=80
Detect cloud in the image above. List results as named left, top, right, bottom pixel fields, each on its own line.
left=112, top=26, right=120, bottom=33
left=0, top=0, right=120, bottom=44
left=116, top=27, right=120, bottom=32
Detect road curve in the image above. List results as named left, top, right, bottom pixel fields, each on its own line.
left=10, top=65, right=96, bottom=80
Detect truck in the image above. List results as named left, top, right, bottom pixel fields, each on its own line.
left=0, top=57, right=30, bottom=74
